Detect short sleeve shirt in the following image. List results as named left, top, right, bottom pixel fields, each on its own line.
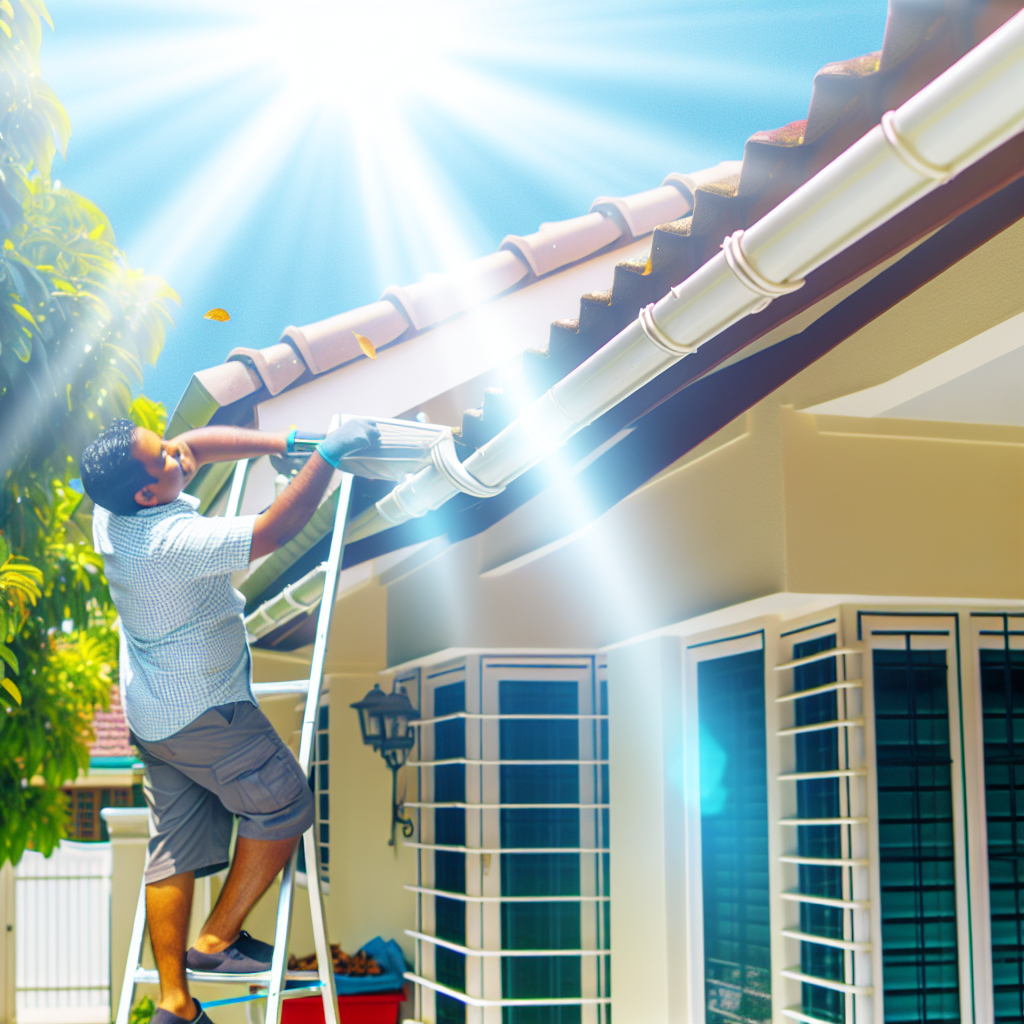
left=93, top=494, right=258, bottom=741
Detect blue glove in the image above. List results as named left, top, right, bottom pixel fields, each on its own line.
left=316, top=418, right=380, bottom=469
left=286, top=429, right=326, bottom=455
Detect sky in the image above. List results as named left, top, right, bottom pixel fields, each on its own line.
left=40, top=0, right=890, bottom=411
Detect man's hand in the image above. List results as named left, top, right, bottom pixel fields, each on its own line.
left=316, top=419, right=380, bottom=469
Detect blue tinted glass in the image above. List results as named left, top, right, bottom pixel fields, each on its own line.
left=436, top=764, right=466, bottom=802
left=435, top=851, right=466, bottom=894
left=499, top=680, right=577, bottom=715
left=501, top=809, right=579, bottom=849
left=436, top=719, right=466, bottom=760
left=436, top=808, right=466, bottom=846
left=698, top=649, right=771, bottom=1024
left=436, top=946, right=466, bottom=992
left=501, top=720, right=578, bottom=761
left=435, top=681, right=465, bottom=716
left=980, top=644, right=1024, bottom=1023
left=501, top=765, right=578, bottom=804
left=874, top=648, right=959, bottom=1023
left=437, top=991, right=466, bottom=1024
left=436, top=895, right=465, bottom=944
left=501, top=854, right=579, bottom=897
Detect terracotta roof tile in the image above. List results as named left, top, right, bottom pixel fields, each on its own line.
left=89, top=684, right=134, bottom=760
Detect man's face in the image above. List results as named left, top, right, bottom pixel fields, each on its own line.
left=132, top=428, right=198, bottom=508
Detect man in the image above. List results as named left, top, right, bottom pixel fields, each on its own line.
left=81, top=417, right=378, bottom=1024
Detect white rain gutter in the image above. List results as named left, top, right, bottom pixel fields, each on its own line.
left=345, top=12, right=1024, bottom=544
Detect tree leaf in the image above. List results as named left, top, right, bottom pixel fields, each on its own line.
left=354, top=332, right=377, bottom=359
left=1, top=676, right=21, bottom=704
left=203, top=307, right=230, bottom=322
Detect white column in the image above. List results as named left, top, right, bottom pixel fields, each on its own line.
left=607, top=636, right=686, bottom=1023
left=101, top=808, right=150, bottom=1015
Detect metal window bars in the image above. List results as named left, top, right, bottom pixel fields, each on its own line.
left=404, top=657, right=611, bottom=1023
left=773, top=636, right=874, bottom=1024
left=115, top=456, right=354, bottom=1024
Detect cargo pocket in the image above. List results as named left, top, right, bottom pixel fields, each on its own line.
left=212, top=735, right=305, bottom=817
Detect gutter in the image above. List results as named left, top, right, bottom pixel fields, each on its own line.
left=346, top=11, right=1024, bottom=544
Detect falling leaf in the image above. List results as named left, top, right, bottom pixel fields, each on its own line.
left=1, top=678, right=21, bottom=705
left=354, top=332, right=377, bottom=359
left=203, top=308, right=231, bottom=322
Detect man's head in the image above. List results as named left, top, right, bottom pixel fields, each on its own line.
left=81, top=420, right=193, bottom=516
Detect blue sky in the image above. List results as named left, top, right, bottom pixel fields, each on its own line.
left=41, top=0, right=889, bottom=411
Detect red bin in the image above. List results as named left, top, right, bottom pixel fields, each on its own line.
left=281, top=989, right=407, bottom=1024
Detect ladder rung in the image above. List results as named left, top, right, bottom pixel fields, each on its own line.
left=778, top=768, right=866, bottom=781
left=779, top=968, right=872, bottom=996
left=777, top=718, right=863, bottom=737
left=775, top=648, right=861, bottom=672
left=780, top=928, right=871, bottom=952
left=776, top=679, right=863, bottom=702
left=134, top=968, right=319, bottom=986
left=252, top=680, right=310, bottom=696
left=779, top=816, right=868, bottom=826
left=780, top=891, right=869, bottom=910
left=779, top=855, right=869, bottom=867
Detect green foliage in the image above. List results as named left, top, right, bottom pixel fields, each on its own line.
left=0, top=1, right=177, bottom=866
left=128, top=996, right=156, bottom=1024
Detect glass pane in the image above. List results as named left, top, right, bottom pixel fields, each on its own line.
left=981, top=645, right=1024, bottom=1023
left=502, top=854, right=580, bottom=897
left=698, top=649, right=771, bottom=1024
left=874, top=648, right=960, bottom=1024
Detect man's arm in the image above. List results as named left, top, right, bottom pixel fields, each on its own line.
left=167, top=427, right=289, bottom=476
left=248, top=419, right=380, bottom=561
left=250, top=452, right=334, bottom=561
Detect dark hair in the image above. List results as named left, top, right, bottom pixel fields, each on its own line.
left=80, top=419, right=157, bottom=516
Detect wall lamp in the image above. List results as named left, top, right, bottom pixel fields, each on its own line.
left=351, top=683, right=420, bottom=845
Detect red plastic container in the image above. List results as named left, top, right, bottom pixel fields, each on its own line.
left=281, top=989, right=406, bottom=1024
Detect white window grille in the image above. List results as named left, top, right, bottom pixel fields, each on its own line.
left=676, top=605, right=1010, bottom=1024
left=401, top=654, right=610, bottom=1023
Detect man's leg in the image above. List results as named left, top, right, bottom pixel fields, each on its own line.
left=191, top=834, right=299, bottom=954
left=147, top=871, right=196, bottom=1019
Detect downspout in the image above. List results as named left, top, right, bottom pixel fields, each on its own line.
left=347, top=11, right=1024, bottom=544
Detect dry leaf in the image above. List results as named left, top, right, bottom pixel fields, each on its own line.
left=354, top=332, right=377, bottom=359
left=203, top=308, right=231, bottom=322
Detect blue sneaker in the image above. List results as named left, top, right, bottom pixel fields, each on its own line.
left=186, top=931, right=274, bottom=973
left=152, top=998, right=216, bottom=1024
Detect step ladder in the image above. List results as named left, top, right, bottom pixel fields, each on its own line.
left=772, top=635, right=876, bottom=1024
left=115, top=455, right=354, bottom=1024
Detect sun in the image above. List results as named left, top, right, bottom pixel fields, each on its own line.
left=246, top=0, right=467, bottom=115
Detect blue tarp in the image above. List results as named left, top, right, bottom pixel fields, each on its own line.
left=287, top=937, right=407, bottom=995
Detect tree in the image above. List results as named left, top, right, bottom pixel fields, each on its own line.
left=0, top=0, right=178, bottom=866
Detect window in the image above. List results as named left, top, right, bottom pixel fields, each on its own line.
left=698, top=648, right=771, bottom=1024
left=872, top=642, right=959, bottom=1023
left=406, top=655, right=609, bottom=1023
left=978, top=614, right=1024, bottom=1023
left=61, top=787, right=135, bottom=842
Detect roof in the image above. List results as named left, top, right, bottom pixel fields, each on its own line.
left=89, top=684, right=134, bottom=762
left=171, top=0, right=1024, bottom=641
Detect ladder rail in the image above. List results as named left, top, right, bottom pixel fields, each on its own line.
left=290, top=467, right=352, bottom=1024
left=115, top=872, right=149, bottom=1024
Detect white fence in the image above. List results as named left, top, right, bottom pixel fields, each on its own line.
left=15, top=841, right=111, bottom=1024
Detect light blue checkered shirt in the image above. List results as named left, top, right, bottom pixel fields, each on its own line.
left=93, top=494, right=258, bottom=741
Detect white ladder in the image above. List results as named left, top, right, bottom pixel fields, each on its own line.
left=773, top=639, right=875, bottom=1024
left=115, top=460, right=354, bottom=1024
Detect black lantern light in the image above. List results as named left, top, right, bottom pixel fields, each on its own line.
left=351, top=682, right=420, bottom=845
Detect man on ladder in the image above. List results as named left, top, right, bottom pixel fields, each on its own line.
left=81, top=418, right=378, bottom=1024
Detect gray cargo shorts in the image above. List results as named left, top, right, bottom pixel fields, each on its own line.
left=131, top=700, right=314, bottom=885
